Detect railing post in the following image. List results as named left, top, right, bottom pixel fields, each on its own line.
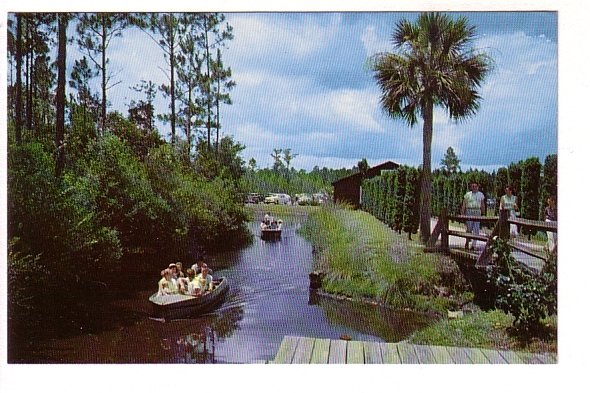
left=441, top=208, right=449, bottom=251
left=499, top=209, right=509, bottom=240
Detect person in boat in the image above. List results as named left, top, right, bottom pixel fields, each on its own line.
left=175, top=262, right=185, bottom=278
left=183, top=268, right=197, bottom=295
left=277, top=219, right=283, bottom=230
left=193, top=263, right=214, bottom=296
left=270, top=220, right=278, bottom=229
left=157, top=268, right=177, bottom=296
left=191, top=257, right=213, bottom=276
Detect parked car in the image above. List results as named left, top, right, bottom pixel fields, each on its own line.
left=264, top=193, right=279, bottom=204
left=295, top=193, right=313, bottom=205
left=264, top=193, right=291, bottom=205
left=312, top=193, right=328, bottom=204
left=245, top=193, right=263, bottom=204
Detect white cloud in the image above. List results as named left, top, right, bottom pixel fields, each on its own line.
left=360, top=24, right=389, bottom=57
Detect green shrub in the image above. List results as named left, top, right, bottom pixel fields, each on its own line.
left=487, top=237, right=557, bottom=332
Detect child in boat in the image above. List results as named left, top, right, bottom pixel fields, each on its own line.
left=158, top=269, right=176, bottom=296
left=183, top=268, right=197, bottom=295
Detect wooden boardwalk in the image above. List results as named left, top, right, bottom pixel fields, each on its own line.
left=271, top=336, right=556, bottom=364
left=429, top=217, right=548, bottom=273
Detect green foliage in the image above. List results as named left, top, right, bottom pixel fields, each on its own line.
left=7, top=141, right=122, bottom=320
left=440, top=146, right=461, bottom=173
left=243, top=165, right=351, bottom=196
left=487, top=237, right=557, bottom=333
left=300, top=206, right=445, bottom=311
left=360, top=165, right=419, bottom=238
left=410, top=309, right=514, bottom=347
left=519, top=157, right=542, bottom=235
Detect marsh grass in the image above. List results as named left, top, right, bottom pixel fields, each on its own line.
left=299, top=204, right=462, bottom=312
left=409, top=310, right=557, bottom=353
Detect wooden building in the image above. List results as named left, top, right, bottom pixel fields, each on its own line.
left=332, top=161, right=400, bottom=208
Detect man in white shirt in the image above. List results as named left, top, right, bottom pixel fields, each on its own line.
left=461, top=182, right=486, bottom=250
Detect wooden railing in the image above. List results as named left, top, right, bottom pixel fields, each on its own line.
left=426, top=208, right=557, bottom=269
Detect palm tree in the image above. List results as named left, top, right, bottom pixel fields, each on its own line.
left=371, top=12, right=492, bottom=243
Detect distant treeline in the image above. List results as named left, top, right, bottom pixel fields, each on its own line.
left=241, top=166, right=356, bottom=197
left=361, top=155, right=557, bottom=237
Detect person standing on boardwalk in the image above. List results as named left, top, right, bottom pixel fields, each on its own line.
left=461, top=182, right=486, bottom=250
left=499, top=185, right=519, bottom=237
left=544, top=195, right=557, bottom=253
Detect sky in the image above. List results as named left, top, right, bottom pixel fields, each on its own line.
left=97, top=11, right=559, bottom=172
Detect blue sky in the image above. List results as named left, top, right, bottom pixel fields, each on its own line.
left=101, top=11, right=558, bottom=172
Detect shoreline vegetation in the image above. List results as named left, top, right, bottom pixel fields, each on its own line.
left=299, top=204, right=556, bottom=353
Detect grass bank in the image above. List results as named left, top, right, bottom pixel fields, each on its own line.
left=299, top=204, right=470, bottom=313
left=300, top=205, right=557, bottom=353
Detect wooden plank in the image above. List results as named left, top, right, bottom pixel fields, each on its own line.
left=328, top=339, right=347, bottom=364
left=292, top=336, right=316, bottom=364
left=397, top=343, right=420, bottom=364
left=428, top=345, right=455, bottom=364
left=449, top=215, right=499, bottom=223
left=509, top=217, right=557, bottom=232
left=480, top=348, right=509, bottom=364
left=413, top=344, right=437, bottom=364
left=515, top=352, right=542, bottom=364
left=273, top=336, right=299, bottom=364
left=449, top=249, right=478, bottom=260
left=531, top=352, right=557, bottom=364
left=462, top=348, right=491, bottom=364
left=498, top=350, right=528, bottom=364
left=508, top=241, right=547, bottom=262
left=448, top=230, right=488, bottom=242
left=309, top=338, right=331, bottom=364
left=444, top=346, right=474, bottom=364
left=363, top=341, right=383, bottom=364
left=380, top=342, right=402, bottom=364
left=347, top=340, right=365, bottom=364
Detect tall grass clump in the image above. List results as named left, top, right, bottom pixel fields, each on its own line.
left=300, top=204, right=444, bottom=311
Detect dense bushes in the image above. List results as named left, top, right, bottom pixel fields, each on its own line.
left=7, top=129, right=251, bottom=331
left=487, top=237, right=557, bottom=332
left=364, top=156, right=555, bottom=229
left=361, top=166, right=421, bottom=239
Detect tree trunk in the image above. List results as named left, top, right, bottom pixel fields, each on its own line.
left=205, top=23, right=211, bottom=150
left=26, top=21, right=32, bottom=132
left=55, top=13, right=67, bottom=177
left=101, top=16, right=107, bottom=133
left=15, top=14, right=23, bottom=144
left=419, top=100, right=434, bottom=244
left=169, top=14, right=176, bottom=147
left=216, top=68, right=220, bottom=156
left=186, top=82, right=192, bottom=161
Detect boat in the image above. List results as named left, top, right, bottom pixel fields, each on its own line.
left=261, top=218, right=282, bottom=241
left=149, top=277, right=229, bottom=320
left=261, top=227, right=282, bottom=241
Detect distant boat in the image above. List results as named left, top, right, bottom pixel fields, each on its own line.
left=261, top=227, right=282, bottom=241
left=260, top=218, right=282, bottom=241
left=149, top=277, right=229, bottom=320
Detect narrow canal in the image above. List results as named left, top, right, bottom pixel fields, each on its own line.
left=20, top=210, right=436, bottom=363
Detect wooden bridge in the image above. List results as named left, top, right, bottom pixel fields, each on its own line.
left=425, top=209, right=557, bottom=273
left=270, top=336, right=556, bottom=364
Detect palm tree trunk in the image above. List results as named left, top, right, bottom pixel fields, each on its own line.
left=419, top=101, right=434, bottom=243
